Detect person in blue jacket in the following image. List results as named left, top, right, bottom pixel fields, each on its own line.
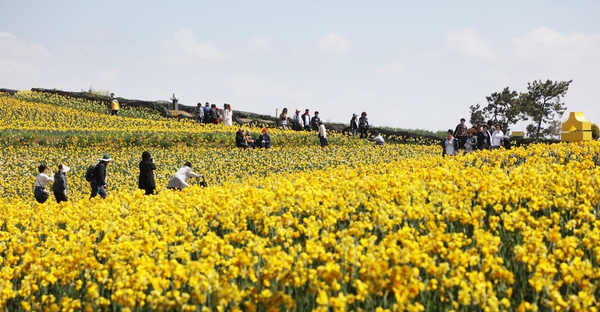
left=258, top=127, right=271, bottom=148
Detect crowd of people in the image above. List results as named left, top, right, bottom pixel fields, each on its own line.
left=34, top=152, right=205, bottom=203
left=30, top=93, right=521, bottom=204
left=441, top=118, right=511, bottom=156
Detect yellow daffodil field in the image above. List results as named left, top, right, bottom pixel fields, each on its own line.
left=2, top=92, right=600, bottom=311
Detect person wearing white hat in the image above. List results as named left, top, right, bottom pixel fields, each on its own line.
left=53, top=164, right=70, bottom=203
left=90, top=154, right=112, bottom=199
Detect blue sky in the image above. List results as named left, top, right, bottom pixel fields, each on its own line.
left=1, top=1, right=599, bottom=132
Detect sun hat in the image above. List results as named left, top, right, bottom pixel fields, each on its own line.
left=59, top=164, right=70, bottom=173
left=101, top=154, right=113, bottom=162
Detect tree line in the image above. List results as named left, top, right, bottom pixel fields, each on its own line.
left=469, top=79, right=572, bottom=139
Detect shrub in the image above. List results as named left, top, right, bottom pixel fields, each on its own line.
left=592, top=123, right=599, bottom=140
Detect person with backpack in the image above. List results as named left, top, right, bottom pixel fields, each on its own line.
left=138, top=151, right=156, bottom=195
left=90, top=154, right=112, bottom=199
left=167, top=161, right=202, bottom=190
left=34, top=164, right=54, bottom=204
left=53, top=164, right=70, bottom=203
left=207, top=104, right=219, bottom=124
left=359, top=112, right=369, bottom=138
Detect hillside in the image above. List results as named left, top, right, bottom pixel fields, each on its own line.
left=0, top=88, right=445, bottom=147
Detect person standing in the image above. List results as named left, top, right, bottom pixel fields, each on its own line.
left=359, top=112, right=369, bottom=138
left=302, top=109, right=311, bottom=131
left=90, top=154, right=112, bottom=199
left=350, top=113, right=359, bottom=136
left=138, top=151, right=156, bottom=195
left=279, top=108, right=289, bottom=130
left=52, top=164, right=70, bottom=203
left=167, top=161, right=202, bottom=190
left=441, top=130, right=459, bottom=156
left=207, top=104, right=219, bottom=124
left=193, top=103, right=204, bottom=123
left=477, top=124, right=492, bottom=149
left=318, top=121, right=328, bottom=147
left=222, top=103, right=233, bottom=126
left=464, top=129, right=478, bottom=153
left=491, top=125, right=504, bottom=149
left=292, top=109, right=303, bottom=131
left=203, top=102, right=210, bottom=122
left=311, top=111, right=321, bottom=131
left=34, top=164, right=54, bottom=204
left=110, top=99, right=120, bottom=116
left=454, top=118, right=468, bottom=149
left=108, top=93, right=115, bottom=115
left=258, top=127, right=271, bottom=148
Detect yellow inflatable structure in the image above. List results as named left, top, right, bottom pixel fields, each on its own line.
left=561, top=112, right=592, bottom=142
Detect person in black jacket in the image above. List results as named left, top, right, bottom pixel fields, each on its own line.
left=90, top=154, right=112, bottom=199
left=53, top=164, right=69, bottom=203
left=358, top=112, right=369, bottom=138
left=138, top=151, right=156, bottom=195
left=235, top=128, right=249, bottom=148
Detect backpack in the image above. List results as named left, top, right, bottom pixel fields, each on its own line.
left=85, top=164, right=96, bottom=182
left=209, top=108, right=218, bottom=121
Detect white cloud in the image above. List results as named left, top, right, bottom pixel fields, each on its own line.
left=159, top=27, right=228, bottom=63
left=244, top=37, right=277, bottom=54
left=318, top=32, right=352, bottom=53
left=508, top=27, right=600, bottom=73
left=376, top=62, right=407, bottom=79
left=0, top=31, right=54, bottom=85
left=445, top=28, right=497, bottom=60
left=99, top=69, right=119, bottom=85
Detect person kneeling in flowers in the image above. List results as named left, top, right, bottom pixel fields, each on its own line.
left=258, top=127, right=271, bottom=148
left=167, top=161, right=202, bottom=190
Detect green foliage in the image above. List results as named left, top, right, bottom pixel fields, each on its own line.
left=83, top=85, right=111, bottom=97
left=522, top=79, right=572, bottom=139
left=470, top=80, right=573, bottom=138
left=592, top=123, right=599, bottom=140
left=470, top=87, right=522, bottom=134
